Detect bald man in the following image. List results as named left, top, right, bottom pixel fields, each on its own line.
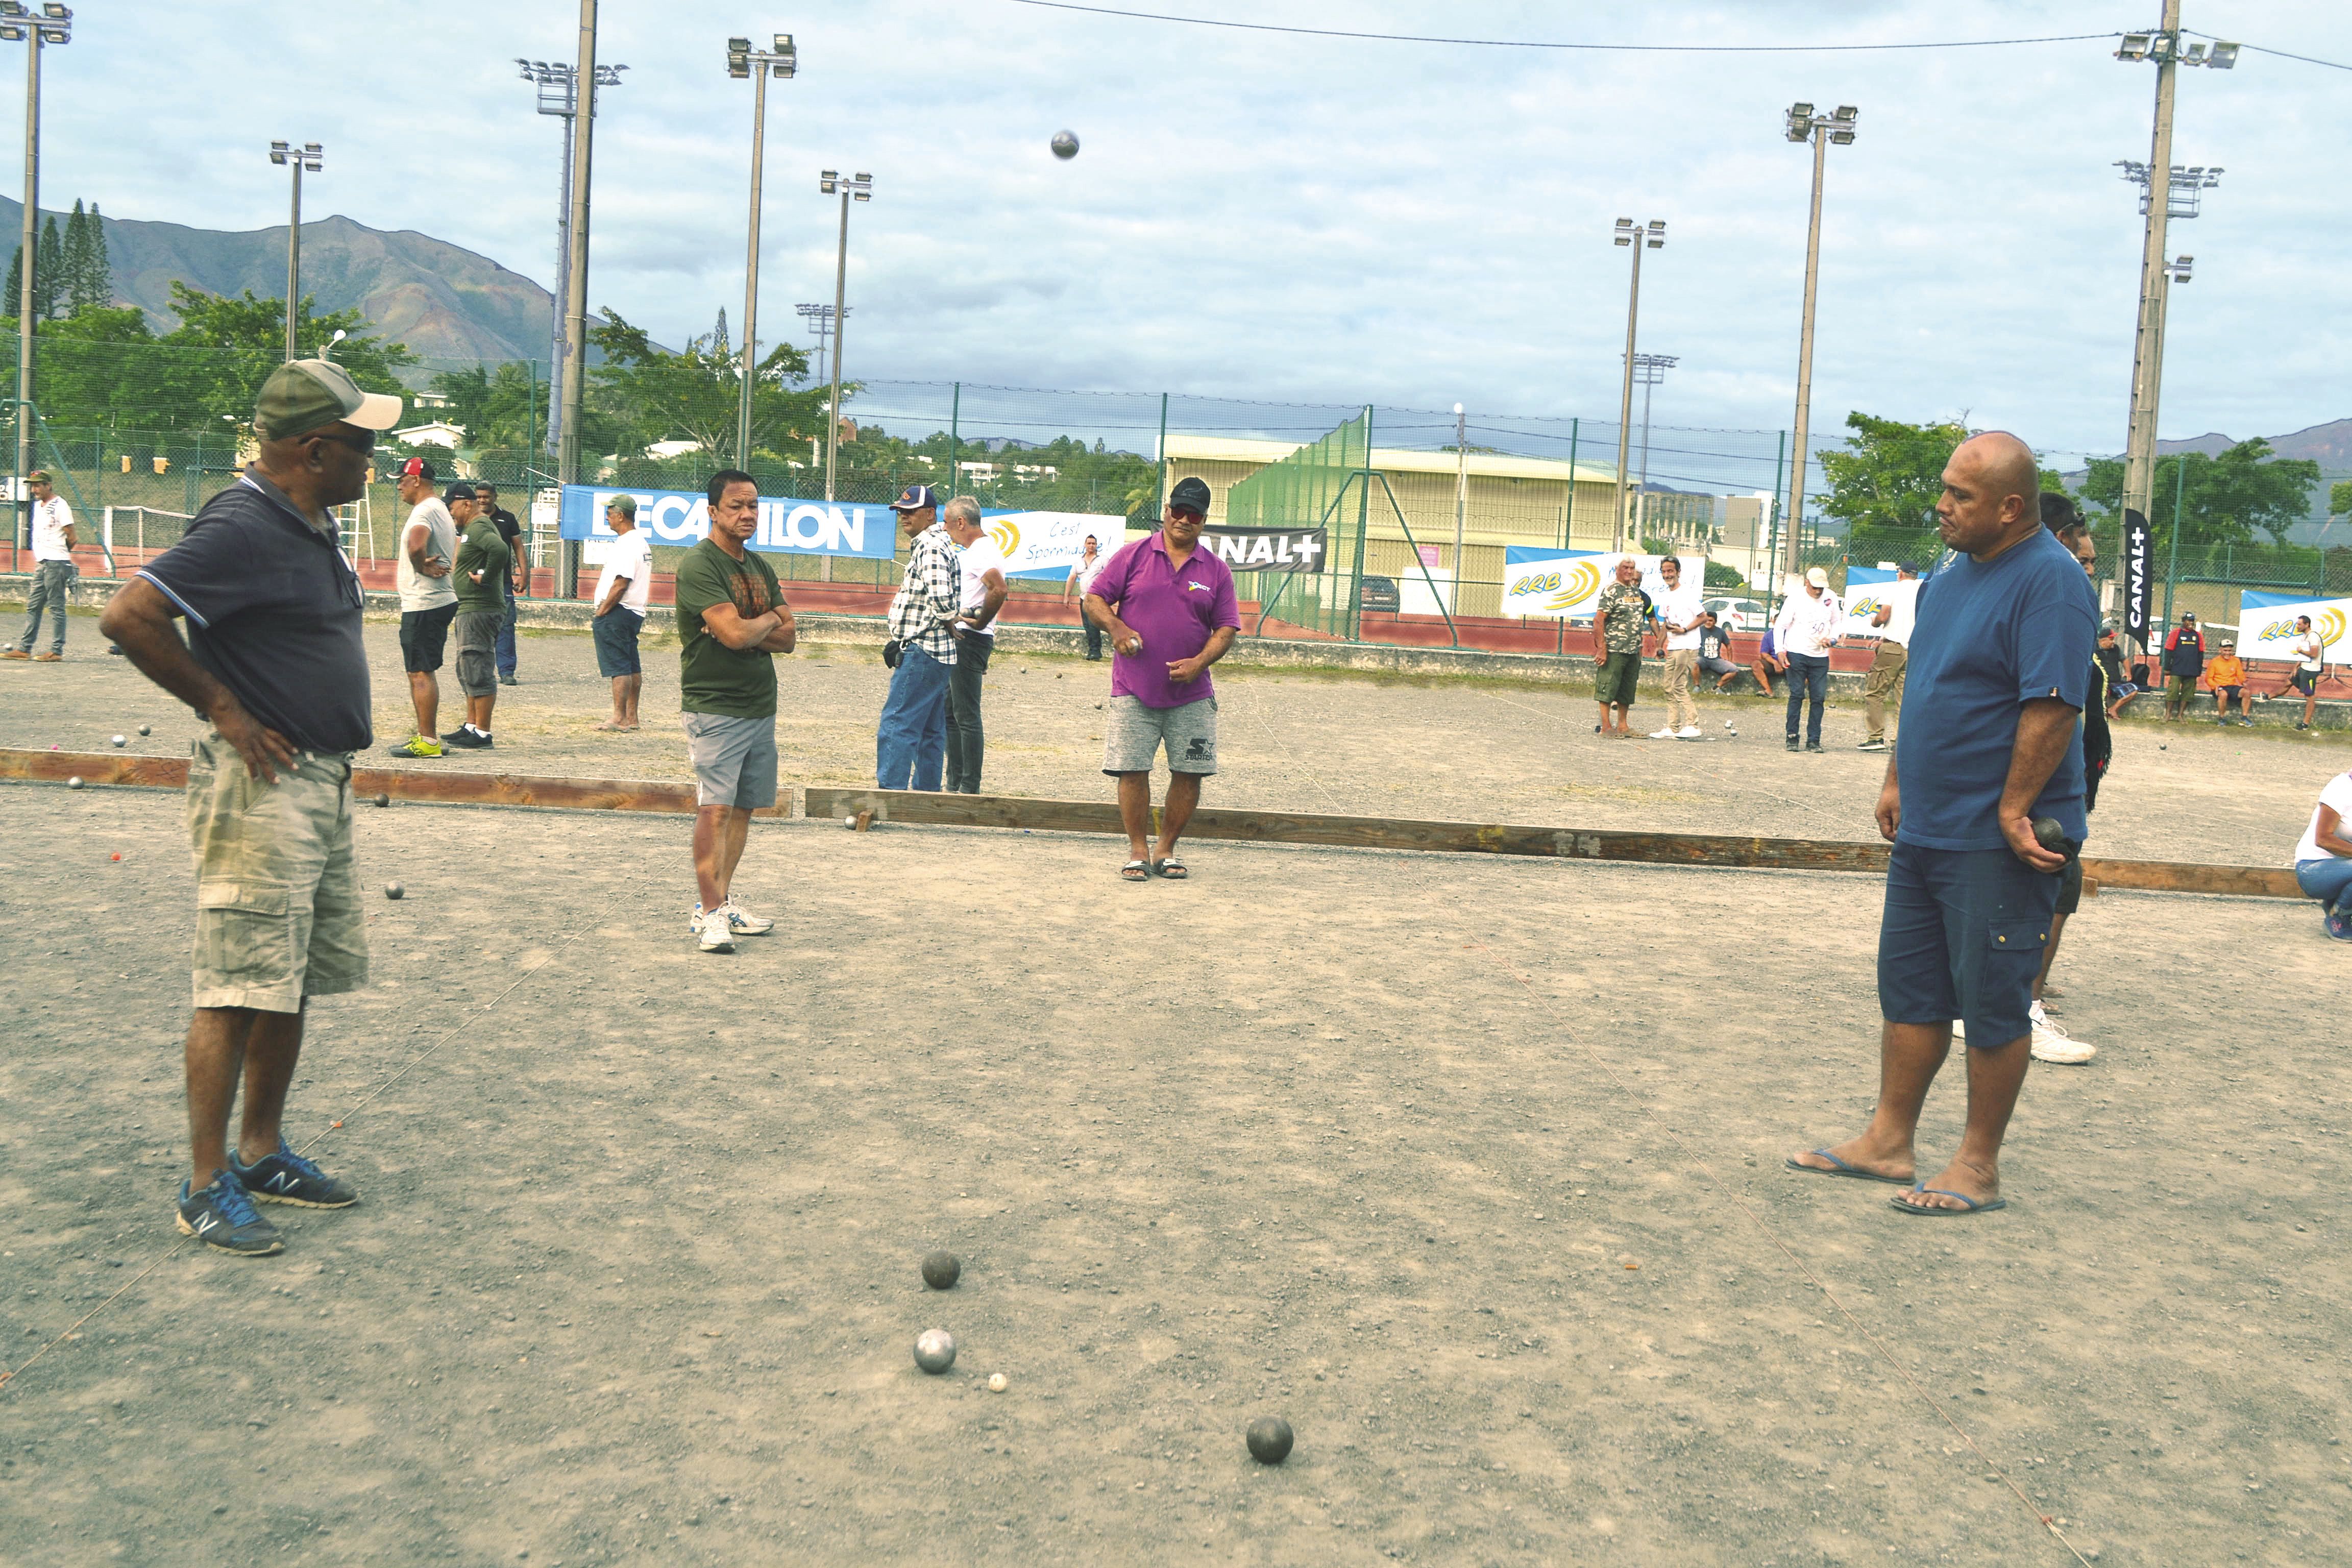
left=1788, top=432, right=2096, bottom=1217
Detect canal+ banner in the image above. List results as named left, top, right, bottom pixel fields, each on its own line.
left=560, top=484, right=895, bottom=558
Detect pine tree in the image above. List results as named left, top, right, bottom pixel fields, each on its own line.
left=62, top=199, right=105, bottom=314
left=33, top=213, right=62, bottom=319
left=3, top=244, right=18, bottom=321
left=81, top=202, right=109, bottom=309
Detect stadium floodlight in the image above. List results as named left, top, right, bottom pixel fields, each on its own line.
left=820, top=170, right=876, bottom=505
left=2116, top=32, right=2151, bottom=61
left=268, top=140, right=324, bottom=362
left=1777, top=101, right=1859, bottom=578
left=2169, top=254, right=2193, bottom=283
left=728, top=31, right=799, bottom=468
left=2207, top=41, right=2239, bottom=68
left=1609, top=216, right=1667, bottom=551
left=0, top=0, right=66, bottom=551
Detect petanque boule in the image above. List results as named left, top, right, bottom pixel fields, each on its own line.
left=921, top=1250, right=962, bottom=1290
left=1050, top=129, right=1080, bottom=159
left=843, top=814, right=857, bottom=830
left=137, top=724, right=151, bottom=736
left=374, top=793, right=391, bottom=808
left=913, top=1329, right=957, bottom=1374
left=67, top=775, right=84, bottom=790
left=110, top=734, right=126, bottom=747
left=1245, top=1415, right=1294, bottom=1465
left=384, top=882, right=404, bottom=900
left=2031, top=816, right=2067, bottom=852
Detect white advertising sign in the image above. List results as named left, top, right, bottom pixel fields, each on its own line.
left=1841, top=567, right=1895, bottom=641
left=983, top=510, right=1129, bottom=581
left=1499, top=549, right=1685, bottom=620
left=2238, top=595, right=2352, bottom=662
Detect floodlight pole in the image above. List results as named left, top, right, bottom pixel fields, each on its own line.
left=2121, top=1, right=2182, bottom=569
left=1451, top=403, right=1466, bottom=614
left=555, top=0, right=598, bottom=598
left=1783, top=117, right=1828, bottom=578
left=820, top=171, right=872, bottom=506
left=270, top=141, right=321, bottom=362
left=1610, top=218, right=1664, bottom=553
left=5, top=2, right=69, bottom=554
left=729, top=35, right=797, bottom=470
left=519, top=53, right=626, bottom=477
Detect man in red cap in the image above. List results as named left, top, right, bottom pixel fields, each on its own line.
left=387, top=457, right=456, bottom=758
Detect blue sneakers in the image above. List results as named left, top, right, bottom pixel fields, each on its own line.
left=231, top=1141, right=359, bottom=1209
left=176, top=1170, right=283, bottom=1256
left=2326, top=906, right=2352, bottom=942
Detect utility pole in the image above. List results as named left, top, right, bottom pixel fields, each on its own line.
left=1451, top=402, right=1467, bottom=614
left=3, top=1, right=68, bottom=554
left=518, top=48, right=627, bottom=477
left=554, top=0, right=598, bottom=598
left=1780, top=103, right=1855, bottom=581
left=727, top=34, right=797, bottom=470
left=1610, top=217, right=1665, bottom=552
left=268, top=142, right=321, bottom=361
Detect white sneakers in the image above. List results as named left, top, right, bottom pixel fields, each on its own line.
left=718, top=901, right=775, bottom=935
left=697, top=909, right=737, bottom=952
left=2028, top=999, right=2095, bottom=1064
left=1649, top=726, right=1708, bottom=740
left=1649, top=727, right=1679, bottom=740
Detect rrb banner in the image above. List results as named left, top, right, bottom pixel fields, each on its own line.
left=1198, top=525, right=1329, bottom=574
left=2238, top=592, right=2352, bottom=661
left=1842, top=567, right=1895, bottom=640
left=559, top=484, right=895, bottom=559
left=1500, top=548, right=1687, bottom=619
left=982, top=510, right=1129, bottom=581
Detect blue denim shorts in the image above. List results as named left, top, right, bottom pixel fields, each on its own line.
left=1877, top=841, right=2061, bottom=1049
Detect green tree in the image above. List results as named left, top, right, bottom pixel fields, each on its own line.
left=33, top=215, right=63, bottom=320
left=2329, top=479, right=2352, bottom=520
left=62, top=199, right=108, bottom=314
left=149, top=282, right=413, bottom=429
left=2080, top=438, right=2320, bottom=551
left=427, top=361, right=548, bottom=452
left=18, top=304, right=154, bottom=427
left=1815, top=411, right=1965, bottom=563
left=587, top=308, right=820, bottom=464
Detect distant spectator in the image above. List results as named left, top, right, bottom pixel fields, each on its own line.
left=474, top=481, right=524, bottom=686
left=1773, top=566, right=1842, bottom=753
left=1857, top=562, right=1920, bottom=752
left=387, top=457, right=456, bottom=758
left=1648, top=555, right=1706, bottom=740
left=2161, top=610, right=2204, bottom=720
left=2294, top=766, right=2352, bottom=941
left=1590, top=557, right=1647, bottom=739
left=2275, top=615, right=2325, bottom=730
left=591, top=494, right=650, bottom=731
left=1696, top=610, right=1742, bottom=692
left=1750, top=622, right=1784, bottom=698
left=942, top=496, right=1008, bottom=794
left=2099, top=626, right=2147, bottom=719
left=876, top=485, right=959, bottom=791
left=1063, top=533, right=1108, bottom=660
left=5, top=470, right=75, bottom=661
left=443, top=483, right=508, bottom=750
left=2204, top=640, right=2251, bottom=726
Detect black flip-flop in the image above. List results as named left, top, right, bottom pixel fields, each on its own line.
left=1152, top=857, right=1189, bottom=880
left=1119, top=860, right=1151, bottom=882
left=1890, top=1185, right=2008, bottom=1217
left=1785, top=1148, right=1912, bottom=1185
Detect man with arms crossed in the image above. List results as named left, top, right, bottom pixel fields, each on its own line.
left=674, top=470, right=795, bottom=953
left=2162, top=611, right=2205, bottom=720
left=6, top=469, right=76, bottom=660
left=1857, top=562, right=1919, bottom=752
left=1590, top=556, right=1647, bottom=739
left=942, top=496, right=1009, bottom=793
left=1787, top=432, right=2096, bottom=1214
left=1085, top=476, right=1239, bottom=881
left=591, top=494, right=651, bottom=731
left=1647, top=554, right=1706, bottom=740
left=472, top=481, right=525, bottom=687
left=100, top=360, right=400, bottom=1254
left=388, top=458, right=456, bottom=758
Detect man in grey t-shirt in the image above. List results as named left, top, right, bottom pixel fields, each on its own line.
left=390, top=457, right=457, bottom=758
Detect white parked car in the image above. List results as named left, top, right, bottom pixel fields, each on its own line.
left=1702, top=596, right=1769, bottom=632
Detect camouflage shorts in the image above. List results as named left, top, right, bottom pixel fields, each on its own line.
left=186, top=732, right=368, bottom=1013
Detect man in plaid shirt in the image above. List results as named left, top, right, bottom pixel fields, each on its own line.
left=877, top=484, right=965, bottom=790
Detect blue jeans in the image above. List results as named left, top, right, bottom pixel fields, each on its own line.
left=2298, top=857, right=2352, bottom=913
left=876, top=645, right=951, bottom=790
left=16, top=558, right=71, bottom=652
left=1784, top=651, right=1829, bottom=745
left=495, top=581, right=518, bottom=678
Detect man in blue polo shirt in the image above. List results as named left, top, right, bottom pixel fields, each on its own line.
left=1083, top=476, right=1240, bottom=881
left=1787, top=432, right=2096, bottom=1217
left=101, top=358, right=402, bottom=1256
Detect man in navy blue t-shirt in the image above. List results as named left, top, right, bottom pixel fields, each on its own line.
left=1787, top=432, right=2096, bottom=1217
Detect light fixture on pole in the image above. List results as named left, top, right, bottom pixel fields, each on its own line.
left=795, top=301, right=848, bottom=389
left=727, top=33, right=796, bottom=469
left=322, top=327, right=347, bottom=361
left=516, top=52, right=627, bottom=466
left=1610, top=217, right=1665, bottom=553
left=1778, top=101, right=1855, bottom=581
left=1630, top=352, right=1677, bottom=488
left=818, top=169, right=872, bottom=506
left=267, top=140, right=322, bottom=363
left=0, top=1, right=68, bottom=555
left=2113, top=3, right=2236, bottom=627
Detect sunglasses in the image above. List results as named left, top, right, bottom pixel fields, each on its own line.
left=308, top=426, right=377, bottom=456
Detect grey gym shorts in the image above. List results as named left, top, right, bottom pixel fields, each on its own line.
left=682, top=710, right=779, bottom=810
left=1101, top=694, right=1218, bottom=776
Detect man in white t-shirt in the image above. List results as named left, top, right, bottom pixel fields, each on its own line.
left=592, top=494, right=653, bottom=731
left=1647, top=554, right=1707, bottom=740
left=1063, top=533, right=1109, bottom=659
left=1858, top=562, right=1920, bottom=752
left=387, top=457, right=458, bottom=757
left=7, top=470, right=76, bottom=660
left=942, top=496, right=1008, bottom=793
left=1772, top=566, right=1843, bottom=752
left=2293, top=767, right=2352, bottom=941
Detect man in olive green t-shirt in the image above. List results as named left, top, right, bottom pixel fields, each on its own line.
left=445, top=484, right=511, bottom=750
left=673, top=469, right=796, bottom=953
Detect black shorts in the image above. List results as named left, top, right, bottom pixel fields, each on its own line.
left=593, top=609, right=643, bottom=678
left=2292, top=668, right=2318, bottom=696
left=399, top=602, right=458, bottom=674
left=2054, top=854, right=2083, bottom=917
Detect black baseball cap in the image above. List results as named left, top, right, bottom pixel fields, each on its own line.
left=444, top=481, right=477, bottom=503
left=1168, top=477, right=1212, bottom=516
left=2180, top=610, right=2196, bottom=622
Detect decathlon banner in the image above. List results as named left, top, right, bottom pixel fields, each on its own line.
left=982, top=510, right=1129, bottom=581
left=559, top=485, right=897, bottom=559
left=2238, top=592, right=2352, bottom=662
left=1198, top=525, right=1330, bottom=574
left=1842, top=567, right=1895, bottom=640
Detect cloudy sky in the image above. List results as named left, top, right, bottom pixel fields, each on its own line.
left=21, top=1, right=2352, bottom=470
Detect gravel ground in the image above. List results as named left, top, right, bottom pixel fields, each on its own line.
left=1, top=776, right=2347, bottom=1566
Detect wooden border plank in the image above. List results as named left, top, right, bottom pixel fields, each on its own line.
left=1, top=748, right=715, bottom=815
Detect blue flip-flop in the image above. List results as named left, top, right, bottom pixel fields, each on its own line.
left=1890, top=1185, right=2007, bottom=1216
left=1785, top=1149, right=1913, bottom=1185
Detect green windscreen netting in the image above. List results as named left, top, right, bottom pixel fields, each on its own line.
left=1218, top=407, right=1370, bottom=639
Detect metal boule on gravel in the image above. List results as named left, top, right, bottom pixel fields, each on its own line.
left=913, top=1329, right=957, bottom=1375
left=137, top=724, right=151, bottom=736
left=67, top=775, right=84, bottom=789
left=988, top=1372, right=1008, bottom=1393
left=1246, top=1416, right=1294, bottom=1464
left=384, top=882, right=404, bottom=900
left=110, top=734, right=126, bottom=747
left=921, top=1251, right=961, bottom=1290
left=375, top=793, right=391, bottom=808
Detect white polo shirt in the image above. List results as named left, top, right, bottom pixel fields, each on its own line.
left=30, top=495, right=72, bottom=562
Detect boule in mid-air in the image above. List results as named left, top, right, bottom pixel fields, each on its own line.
left=1050, top=129, right=1080, bottom=160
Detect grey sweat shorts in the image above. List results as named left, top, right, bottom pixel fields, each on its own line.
left=454, top=610, right=502, bottom=698
left=682, top=710, right=779, bottom=810
left=1102, top=693, right=1218, bottom=776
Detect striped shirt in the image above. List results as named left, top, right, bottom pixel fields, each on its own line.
left=886, top=524, right=961, bottom=665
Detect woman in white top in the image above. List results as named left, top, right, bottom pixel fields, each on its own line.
left=2293, top=767, right=2352, bottom=941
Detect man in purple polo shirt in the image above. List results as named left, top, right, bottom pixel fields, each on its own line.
left=1083, top=476, right=1240, bottom=881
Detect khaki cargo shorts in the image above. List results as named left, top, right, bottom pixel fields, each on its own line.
left=186, top=732, right=368, bottom=1013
